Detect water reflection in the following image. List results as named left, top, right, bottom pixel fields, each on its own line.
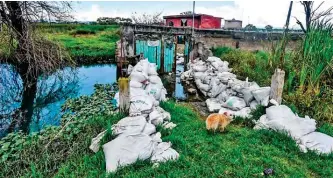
left=0, top=64, right=117, bottom=135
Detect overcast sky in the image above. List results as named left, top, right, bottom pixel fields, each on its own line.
left=72, top=1, right=332, bottom=29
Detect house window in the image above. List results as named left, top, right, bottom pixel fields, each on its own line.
left=181, top=19, right=187, bottom=26
left=168, top=21, right=174, bottom=27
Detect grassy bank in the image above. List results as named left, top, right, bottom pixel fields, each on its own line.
left=211, top=36, right=333, bottom=124
left=1, top=83, right=333, bottom=177
left=38, top=24, right=120, bottom=64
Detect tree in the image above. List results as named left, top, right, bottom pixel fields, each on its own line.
left=265, top=25, right=273, bottom=31
left=0, top=2, right=73, bottom=132
left=244, top=24, right=257, bottom=31
left=131, top=12, right=164, bottom=25
left=295, top=1, right=333, bottom=33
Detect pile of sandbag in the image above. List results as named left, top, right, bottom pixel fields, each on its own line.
left=181, top=56, right=271, bottom=117
left=90, top=59, right=179, bottom=173
left=254, top=105, right=333, bottom=154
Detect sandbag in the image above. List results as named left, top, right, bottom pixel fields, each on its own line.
left=193, top=65, right=207, bottom=72
left=217, top=91, right=230, bottom=102
left=241, top=83, right=260, bottom=105
left=250, top=100, right=259, bottom=110
left=129, top=95, right=154, bottom=116
left=149, top=110, right=164, bottom=126
left=206, top=98, right=222, bottom=112
left=299, top=132, right=333, bottom=154
left=223, top=96, right=246, bottom=111
left=112, top=116, right=147, bottom=135
left=207, top=56, right=221, bottom=63
left=149, top=75, right=163, bottom=85
left=252, top=87, right=270, bottom=106
left=130, top=80, right=143, bottom=88
left=151, top=142, right=179, bottom=163
left=259, top=105, right=317, bottom=139
left=130, top=71, right=148, bottom=83
left=209, top=78, right=227, bottom=98
left=217, top=72, right=236, bottom=83
left=103, top=133, right=157, bottom=173
left=146, top=83, right=163, bottom=101
left=148, top=63, right=158, bottom=76
left=219, top=107, right=252, bottom=118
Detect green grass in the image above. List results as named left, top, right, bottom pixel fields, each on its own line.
left=55, top=102, right=333, bottom=178
left=40, top=24, right=120, bottom=64
left=2, top=95, right=333, bottom=177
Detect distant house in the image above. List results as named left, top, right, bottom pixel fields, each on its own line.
left=163, top=13, right=222, bottom=29
left=224, top=18, right=242, bottom=30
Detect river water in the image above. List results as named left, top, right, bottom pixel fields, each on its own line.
left=1, top=64, right=187, bottom=134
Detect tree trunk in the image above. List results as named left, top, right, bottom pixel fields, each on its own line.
left=19, top=73, right=37, bottom=133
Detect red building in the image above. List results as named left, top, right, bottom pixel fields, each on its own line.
left=163, top=14, right=222, bottom=29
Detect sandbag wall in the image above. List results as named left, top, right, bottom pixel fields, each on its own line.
left=92, top=59, right=179, bottom=173
left=181, top=43, right=333, bottom=154
left=181, top=55, right=271, bottom=117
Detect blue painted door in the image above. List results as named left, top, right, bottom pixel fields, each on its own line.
left=135, top=40, right=161, bottom=70
left=163, top=42, right=175, bottom=73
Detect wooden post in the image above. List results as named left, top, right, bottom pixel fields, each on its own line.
left=118, top=77, right=130, bottom=115
left=160, top=36, right=165, bottom=73
left=173, top=35, right=177, bottom=73
left=270, top=68, right=285, bottom=104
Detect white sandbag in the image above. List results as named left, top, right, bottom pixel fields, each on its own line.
left=223, top=96, right=247, bottom=111
left=207, top=56, right=221, bottom=63
left=209, top=78, right=227, bottom=98
left=266, top=105, right=296, bottom=121
left=142, top=122, right=156, bottom=135
left=250, top=100, right=259, bottom=110
left=206, top=98, right=222, bottom=112
left=148, top=63, right=158, bottom=76
left=149, top=75, right=163, bottom=85
left=155, top=106, right=171, bottom=121
left=219, top=107, right=252, bottom=118
left=146, top=83, right=163, bottom=101
left=228, top=79, right=246, bottom=93
left=241, top=83, right=261, bottom=105
left=130, top=80, right=143, bottom=88
left=103, top=133, right=156, bottom=173
left=217, top=91, right=230, bottom=102
left=299, top=132, right=333, bottom=154
left=252, top=87, right=271, bottom=106
left=89, top=130, right=107, bottom=153
left=138, top=59, right=150, bottom=75
left=253, top=114, right=269, bottom=130
left=196, top=79, right=211, bottom=92
left=151, top=142, right=179, bottom=163
left=262, top=105, right=317, bottom=139
left=130, top=71, right=148, bottom=83
left=160, top=88, right=167, bottom=101
left=149, top=110, right=164, bottom=126
left=202, top=75, right=212, bottom=85
left=112, top=116, right=147, bottom=135
left=129, top=95, right=154, bottom=116
left=130, top=87, right=147, bottom=98
left=193, top=65, right=207, bottom=72
left=217, top=72, right=237, bottom=83
left=193, top=72, right=205, bottom=80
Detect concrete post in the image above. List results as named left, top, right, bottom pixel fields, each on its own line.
left=118, top=77, right=130, bottom=115
left=270, top=68, right=285, bottom=104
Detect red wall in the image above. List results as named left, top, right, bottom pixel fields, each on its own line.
left=199, top=15, right=221, bottom=29
left=165, top=18, right=200, bottom=28
left=165, top=15, right=221, bottom=29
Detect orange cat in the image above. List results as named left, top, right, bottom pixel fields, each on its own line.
left=206, top=112, right=233, bottom=132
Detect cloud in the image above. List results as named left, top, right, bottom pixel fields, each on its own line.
left=74, top=4, right=130, bottom=21
left=74, top=1, right=333, bottom=29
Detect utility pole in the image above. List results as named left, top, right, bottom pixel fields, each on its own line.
left=192, top=1, right=195, bottom=36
